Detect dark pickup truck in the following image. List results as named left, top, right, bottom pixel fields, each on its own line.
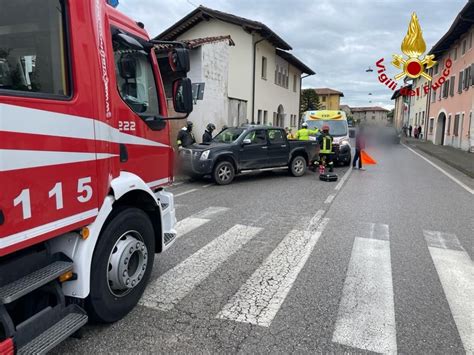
left=179, top=125, right=319, bottom=185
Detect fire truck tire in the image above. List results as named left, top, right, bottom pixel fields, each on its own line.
left=86, top=207, right=155, bottom=323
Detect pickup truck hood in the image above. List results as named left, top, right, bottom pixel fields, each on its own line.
left=188, top=143, right=230, bottom=152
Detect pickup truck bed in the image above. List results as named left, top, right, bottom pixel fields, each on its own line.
left=179, top=125, right=319, bottom=185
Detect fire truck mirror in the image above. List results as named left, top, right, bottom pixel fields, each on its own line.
left=168, top=48, right=190, bottom=73
left=172, top=78, right=193, bottom=114
left=118, top=54, right=138, bottom=80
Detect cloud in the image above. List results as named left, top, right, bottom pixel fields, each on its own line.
left=117, top=0, right=467, bottom=108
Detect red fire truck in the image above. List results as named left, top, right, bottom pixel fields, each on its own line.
left=0, top=0, right=193, bottom=353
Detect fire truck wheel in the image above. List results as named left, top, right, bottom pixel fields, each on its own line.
left=86, top=207, right=155, bottom=323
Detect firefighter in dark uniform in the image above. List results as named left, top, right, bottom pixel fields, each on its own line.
left=202, top=123, right=216, bottom=143
left=177, top=121, right=196, bottom=148
left=317, top=124, right=334, bottom=172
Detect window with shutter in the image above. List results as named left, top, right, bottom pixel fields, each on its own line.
left=464, top=67, right=470, bottom=90
left=458, top=71, right=463, bottom=93
left=450, top=76, right=455, bottom=96
left=454, top=114, right=460, bottom=136
left=447, top=116, right=451, bottom=135
left=471, top=63, right=474, bottom=86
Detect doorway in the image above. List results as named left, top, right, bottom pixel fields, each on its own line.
left=275, top=104, right=285, bottom=127
left=435, top=112, right=446, bottom=145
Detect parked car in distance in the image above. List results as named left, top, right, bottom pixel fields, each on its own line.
left=179, top=125, right=320, bottom=185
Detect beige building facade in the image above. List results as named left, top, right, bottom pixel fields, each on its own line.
left=314, top=88, right=344, bottom=110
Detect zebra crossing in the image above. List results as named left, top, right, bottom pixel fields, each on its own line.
left=141, top=206, right=473, bottom=354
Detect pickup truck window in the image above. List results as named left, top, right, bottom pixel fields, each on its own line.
left=244, top=130, right=267, bottom=144
left=0, top=0, right=70, bottom=97
left=213, top=128, right=244, bottom=143
left=268, top=129, right=285, bottom=143
left=113, top=37, right=159, bottom=117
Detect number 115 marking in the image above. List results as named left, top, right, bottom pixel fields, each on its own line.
left=13, top=177, right=93, bottom=220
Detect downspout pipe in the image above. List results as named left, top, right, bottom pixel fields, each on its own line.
left=298, top=74, right=313, bottom=128
left=251, top=36, right=271, bottom=124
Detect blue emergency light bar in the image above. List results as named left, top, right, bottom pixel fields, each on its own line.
left=107, top=0, right=119, bottom=7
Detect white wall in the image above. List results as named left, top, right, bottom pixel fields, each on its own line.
left=185, top=42, right=230, bottom=142
left=177, top=19, right=254, bottom=119
left=254, top=40, right=302, bottom=129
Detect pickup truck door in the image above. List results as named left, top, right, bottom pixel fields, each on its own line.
left=239, top=129, right=269, bottom=169
left=267, top=129, right=289, bottom=167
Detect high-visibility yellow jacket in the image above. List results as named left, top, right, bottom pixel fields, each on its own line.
left=296, top=127, right=319, bottom=140
left=318, top=134, right=333, bottom=154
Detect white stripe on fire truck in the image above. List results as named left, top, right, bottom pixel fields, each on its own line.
left=0, top=103, right=169, bottom=148
left=0, top=149, right=117, bottom=172
left=147, top=178, right=171, bottom=188
left=0, top=208, right=99, bottom=249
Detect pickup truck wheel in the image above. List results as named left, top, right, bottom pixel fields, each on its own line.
left=290, top=156, right=307, bottom=177
left=213, top=161, right=235, bottom=185
left=86, top=207, right=155, bottom=323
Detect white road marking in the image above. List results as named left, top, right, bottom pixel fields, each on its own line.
left=202, top=183, right=214, bottom=188
left=193, top=206, right=230, bottom=219
left=403, top=144, right=474, bottom=195
left=332, top=226, right=397, bottom=354
left=174, top=189, right=198, bottom=197
left=141, top=224, right=262, bottom=311
left=175, top=218, right=209, bottom=237
left=175, top=207, right=229, bottom=238
left=171, top=181, right=184, bottom=187
left=324, top=194, right=335, bottom=204
left=368, top=222, right=390, bottom=241
left=306, top=210, right=325, bottom=232
left=334, top=167, right=352, bottom=191
left=424, top=230, right=473, bottom=353
left=217, top=218, right=329, bottom=327
left=423, top=230, right=465, bottom=251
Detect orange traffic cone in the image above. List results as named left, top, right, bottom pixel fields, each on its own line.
left=361, top=150, right=377, bottom=165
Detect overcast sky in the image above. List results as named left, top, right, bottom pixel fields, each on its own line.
left=118, top=0, right=467, bottom=109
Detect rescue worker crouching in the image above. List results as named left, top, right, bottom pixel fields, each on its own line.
left=177, top=121, right=196, bottom=149
left=296, top=122, right=319, bottom=140
left=318, top=124, right=334, bottom=173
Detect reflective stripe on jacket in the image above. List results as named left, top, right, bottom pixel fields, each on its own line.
left=319, top=135, right=333, bottom=154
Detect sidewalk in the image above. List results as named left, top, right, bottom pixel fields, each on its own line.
left=403, top=137, right=474, bottom=178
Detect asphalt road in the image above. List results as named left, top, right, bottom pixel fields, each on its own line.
left=57, top=143, right=473, bottom=354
